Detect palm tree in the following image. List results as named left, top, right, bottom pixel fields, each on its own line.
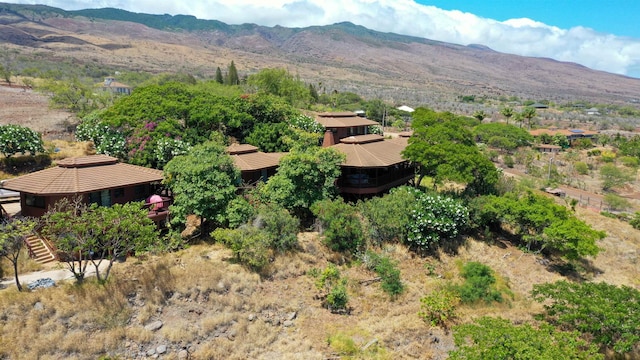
left=473, top=110, right=487, bottom=122
left=513, top=112, right=524, bottom=128
left=521, top=107, right=537, bottom=130
left=500, top=106, right=514, bottom=125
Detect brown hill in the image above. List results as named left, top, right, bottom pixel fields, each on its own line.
left=1, top=3, right=640, bottom=108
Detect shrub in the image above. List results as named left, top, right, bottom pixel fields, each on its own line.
left=574, top=161, right=589, bottom=175
left=314, top=264, right=349, bottom=312
left=253, top=203, right=299, bottom=252
left=311, top=198, right=363, bottom=253
left=449, top=317, right=603, bottom=360
left=418, top=289, right=460, bottom=327
left=455, top=262, right=502, bottom=304
left=358, top=186, right=415, bottom=245
left=619, top=156, right=639, bottom=168
left=363, top=251, right=404, bottom=298
left=406, top=189, right=469, bottom=251
left=503, top=154, right=515, bottom=168
left=630, top=212, right=640, bottom=229
left=211, top=227, right=271, bottom=271
left=0, top=124, right=45, bottom=157
left=223, top=196, right=255, bottom=229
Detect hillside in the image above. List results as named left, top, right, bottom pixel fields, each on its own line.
left=1, top=2, right=640, bottom=109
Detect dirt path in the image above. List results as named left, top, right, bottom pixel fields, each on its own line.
left=0, top=261, right=111, bottom=290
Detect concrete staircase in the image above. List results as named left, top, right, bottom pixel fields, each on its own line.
left=25, top=235, right=57, bottom=265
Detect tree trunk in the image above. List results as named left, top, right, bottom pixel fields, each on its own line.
left=13, top=259, right=22, bottom=292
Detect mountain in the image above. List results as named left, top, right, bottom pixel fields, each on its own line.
left=1, top=2, right=640, bottom=108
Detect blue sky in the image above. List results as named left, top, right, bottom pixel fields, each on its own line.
left=417, top=0, right=640, bottom=39
left=10, top=0, right=640, bottom=78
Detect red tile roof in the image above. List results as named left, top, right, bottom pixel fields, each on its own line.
left=226, top=144, right=284, bottom=171
left=316, top=112, right=379, bottom=128
left=332, top=135, right=409, bottom=167
left=1, top=155, right=163, bottom=195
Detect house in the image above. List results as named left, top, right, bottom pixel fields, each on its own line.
left=585, top=107, right=601, bottom=116
left=329, top=134, right=414, bottom=196
left=316, top=112, right=380, bottom=146
left=101, top=77, right=132, bottom=95
left=226, top=144, right=284, bottom=187
left=0, top=155, right=166, bottom=220
left=397, top=105, right=415, bottom=113
left=530, top=102, right=549, bottom=109
left=535, top=144, right=561, bottom=154
left=529, top=128, right=598, bottom=144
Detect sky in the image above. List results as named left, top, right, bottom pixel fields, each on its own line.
left=11, top=0, right=640, bottom=78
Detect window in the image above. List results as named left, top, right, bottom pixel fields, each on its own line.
left=113, top=188, right=125, bottom=198
left=25, top=194, right=45, bottom=208
left=89, top=190, right=111, bottom=207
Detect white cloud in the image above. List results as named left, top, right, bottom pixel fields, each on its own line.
left=10, top=0, right=640, bottom=77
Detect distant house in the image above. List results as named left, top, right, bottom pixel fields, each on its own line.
left=0, top=155, right=166, bottom=220
left=226, top=144, right=284, bottom=187
left=585, top=107, right=601, bottom=116
left=101, top=77, right=132, bottom=95
left=529, top=128, right=598, bottom=144
left=316, top=112, right=380, bottom=146
left=535, top=144, right=561, bottom=154
left=530, top=102, right=549, bottom=109
left=397, top=105, right=415, bottom=113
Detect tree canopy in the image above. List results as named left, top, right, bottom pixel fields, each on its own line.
left=532, top=281, right=640, bottom=354
left=473, top=122, right=533, bottom=151
left=0, top=217, right=37, bottom=291
left=449, top=317, right=603, bottom=360
left=403, top=108, right=499, bottom=195
left=163, top=138, right=240, bottom=229
left=257, top=146, right=344, bottom=218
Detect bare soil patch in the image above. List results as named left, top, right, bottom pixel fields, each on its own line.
left=0, top=84, right=77, bottom=139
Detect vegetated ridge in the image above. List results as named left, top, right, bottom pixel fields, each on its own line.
left=1, top=2, right=640, bottom=108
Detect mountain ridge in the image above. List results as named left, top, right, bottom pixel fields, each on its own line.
left=1, top=2, right=639, bottom=108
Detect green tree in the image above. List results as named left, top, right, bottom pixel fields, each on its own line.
left=473, top=191, right=603, bottom=259
left=311, top=198, right=363, bottom=253
left=472, top=110, right=486, bottom=121
left=532, top=281, right=640, bottom=354
left=521, top=106, right=537, bottom=129
left=246, top=122, right=294, bottom=152
left=88, top=202, right=158, bottom=281
left=449, top=317, right=603, bottom=360
left=38, top=77, right=98, bottom=116
left=403, top=111, right=499, bottom=195
left=542, top=217, right=604, bottom=260
left=552, top=133, right=570, bottom=149
left=215, top=66, right=224, bottom=84
left=258, top=146, right=344, bottom=218
left=0, top=63, right=11, bottom=85
left=599, top=164, right=634, bottom=191
left=40, top=198, right=158, bottom=283
left=163, top=138, right=240, bottom=229
left=226, top=60, right=239, bottom=85
left=500, top=106, right=514, bottom=124
left=0, top=217, right=37, bottom=291
left=0, top=124, right=45, bottom=157
left=39, top=198, right=94, bottom=283
left=603, top=193, right=631, bottom=211
left=473, top=123, right=533, bottom=151
left=247, top=68, right=311, bottom=107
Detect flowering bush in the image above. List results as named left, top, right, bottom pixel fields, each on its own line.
left=154, top=137, right=191, bottom=168
left=0, top=124, right=45, bottom=157
left=406, top=189, right=469, bottom=251
left=75, top=119, right=125, bottom=158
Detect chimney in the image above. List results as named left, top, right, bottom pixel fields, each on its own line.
left=322, top=129, right=335, bottom=147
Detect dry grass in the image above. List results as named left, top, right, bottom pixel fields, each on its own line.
left=45, top=140, right=93, bottom=160
left=0, top=225, right=638, bottom=359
